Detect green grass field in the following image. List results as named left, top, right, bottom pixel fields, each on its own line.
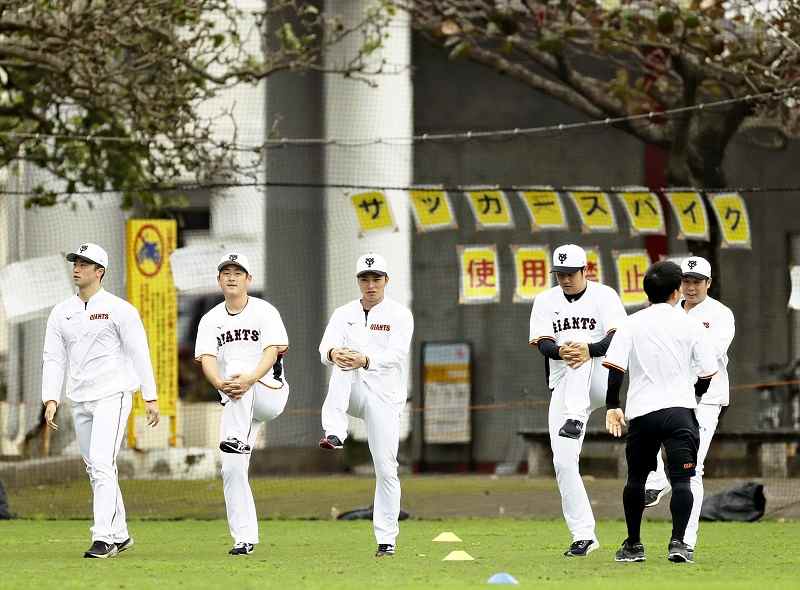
left=1, top=519, right=798, bottom=590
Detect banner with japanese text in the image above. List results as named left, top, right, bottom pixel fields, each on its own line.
left=517, top=188, right=568, bottom=231
left=707, top=192, right=751, bottom=249
left=567, top=189, right=617, bottom=233
left=126, top=220, right=178, bottom=427
left=465, top=189, right=514, bottom=230
left=458, top=245, right=500, bottom=304
left=584, top=247, right=604, bottom=284
left=350, top=191, right=397, bottom=236
left=665, top=190, right=709, bottom=241
left=616, top=188, right=666, bottom=236
left=614, top=250, right=650, bottom=308
left=511, top=245, right=551, bottom=302
left=409, top=188, right=457, bottom=232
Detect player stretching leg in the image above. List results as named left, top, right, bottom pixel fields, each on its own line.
left=195, top=253, right=290, bottom=556
left=643, top=257, right=734, bottom=556
left=318, top=253, right=414, bottom=558
left=529, top=244, right=627, bottom=557
left=42, top=243, right=160, bottom=559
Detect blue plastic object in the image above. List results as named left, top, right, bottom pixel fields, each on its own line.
left=487, top=572, right=519, bottom=585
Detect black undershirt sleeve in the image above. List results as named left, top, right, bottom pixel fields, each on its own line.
left=606, top=366, right=625, bottom=409
left=587, top=331, right=615, bottom=358
left=694, top=376, right=712, bottom=397
left=537, top=339, right=561, bottom=360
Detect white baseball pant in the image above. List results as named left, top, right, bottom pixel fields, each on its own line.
left=549, top=357, right=607, bottom=542
left=321, top=367, right=356, bottom=442
left=72, top=391, right=132, bottom=544
left=346, top=380, right=402, bottom=546
left=645, top=403, right=722, bottom=548
left=220, top=381, right=289, bottom=545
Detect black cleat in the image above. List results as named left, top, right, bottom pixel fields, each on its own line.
left=564, top=539, right=598, bottom=557
left=219, top=437, right=251, bottom=454
left=375, top=543, right=395, bottom=557
left=667, top=539, right=694, bottom=563
left=558, top=419, right=584, bottom=439
left=644, top=485, right=671, bottom=508
left=319, top=434, right=344, bottom=450
left=115, top=537, right=134, bottom=554
left=615, top=539, right=646, bottom=562
left=229, top=542, right=254, bottom=556
left=83, top=540, right=118, bottom=559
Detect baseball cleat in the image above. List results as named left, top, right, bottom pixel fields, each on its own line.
left=115, top=537, right=134, bottom=553
left=564, top=539, right=598, bottom=557
left=319, top=434, right=344, bottom=450
left=229, top=542, right=255, bottom=556
left=219, top=437, right=251, bottom=454
left=558, top=419, right=584, bottom=439
left=375, top=543, right=396, bottom=557
left=83, top=540, right=119, bottom=559
left=614, top=539, right=646, bottom=562
left=644, top=485, right=672, bottom=508
left=667, top=539, right=694, bottom=563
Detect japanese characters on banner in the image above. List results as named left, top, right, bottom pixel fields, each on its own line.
left=665, top=190, right=709, bottom=241
left=707, top=192, right=752, bottom=249
left=510, top=245, right=551, bottom=302
left=616, top=188, right=666, bottom=236
left=350, top=191, right=397, bottom=235
left=517, top=187, right=569, bottom=231
left=614, top=250, right=651, bottom=308
left=567, top=188, right=617, bottom=233
left=464, top=189, right=515, bottom=229
left=584, top=247, right=604, bottom=284
left=458, top=245, right=499, bottom=304
left=409, top=188, right=457, bottom=232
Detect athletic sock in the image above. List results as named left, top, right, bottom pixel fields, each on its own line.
left=623, top=478, right=646, bottom=544
left=670, top=479, right=693, bottom=541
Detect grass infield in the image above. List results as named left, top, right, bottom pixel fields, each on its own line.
left=1, top=519, right=798, bottom=590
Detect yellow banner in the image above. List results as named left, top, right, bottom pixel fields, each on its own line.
left=458, top=245, right=500, bottom=304
left=511, top=245, right=551, bottom=302
left=614, top=250, right=650, bottom=308
left=517, top=188, right=568, bottom=231
left=465, top=189, right=514, bottom=229
left=351, top=191, right=397, bottom=235
left=617, top=188, right=666, bottom=236
left=585, top=247, right=604, bottom=284
left=665, top=190, right=709, bottom=241
left=567, top=189, right=617, bottom=232
left=424, top=363, right=470, bottom=383
left=409, top=189, right=457, bottom=232
left=708, top=192, right=751, bottom=249
left=126, top=220, right=178, bottom=418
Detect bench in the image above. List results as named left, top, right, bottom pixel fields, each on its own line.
left=518, top=429, right=800, bottom=478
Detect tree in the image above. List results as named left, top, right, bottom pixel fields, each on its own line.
left=0, top=0, right=393, bottom=213
left=395, top=0, right=800, bottom=267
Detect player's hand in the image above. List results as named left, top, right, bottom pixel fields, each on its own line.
left=331, top=348, right=354, bottom=369
left=560, top=342, right=589, bottom=369
left=227, top=373, right=256, bottom=398
left=145, top=400, right=160, bottom=427
left=606, top=408, right=626, bottom=438
left=44, top=400, right=59, bottom=431
left=337, top=350, right=367, bottom=369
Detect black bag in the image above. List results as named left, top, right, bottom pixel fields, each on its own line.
left=700, top=481, right=766, bottom=522
left=0, top=479, right=12, bottom=520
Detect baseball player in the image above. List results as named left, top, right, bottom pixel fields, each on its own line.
left=529, top=244, right=627, bottom=557
left=42, top=243, right=160, bottom=559
left=318, top=252, right=414, bottom=558
left=605, top=261, right=718, bottom=563
left=195, top=253, right=289, bottom=556
left=643, top=257, right=735, bottom=551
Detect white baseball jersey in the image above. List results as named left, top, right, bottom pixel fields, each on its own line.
left=529, top=281, right=627, bottom=390
left=318, top=297, right=413, bottom=405
left=42, top=288, right=157, bottom=404
left=194, top=296, right=289, bottom=398
left=603, top=303, right=718, bottom=420
left=681, top=296, right=735, bottom=406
